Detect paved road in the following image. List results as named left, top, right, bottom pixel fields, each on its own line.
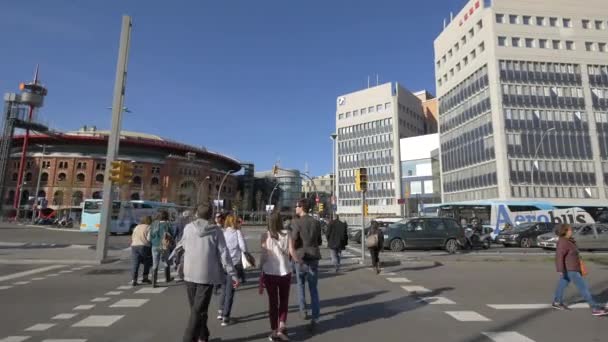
left=0, top=227, right=607, bottom=341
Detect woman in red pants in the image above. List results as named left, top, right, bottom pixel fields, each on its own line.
left=260, top=212, right=292, bottom=341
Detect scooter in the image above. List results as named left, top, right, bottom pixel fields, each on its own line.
left=463, top=227, right=492, bottom=250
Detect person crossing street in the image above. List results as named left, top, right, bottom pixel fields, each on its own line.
left=326, top=214, right=348, bottom=273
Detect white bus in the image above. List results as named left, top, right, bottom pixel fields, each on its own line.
left=81, top=199, right=179, bottom=234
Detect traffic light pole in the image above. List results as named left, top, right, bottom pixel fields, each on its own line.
left=96, top=15, right=132, bottom=264
left=360, top=190, right=366, bottom=264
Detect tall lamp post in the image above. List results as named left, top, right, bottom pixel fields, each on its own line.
left=530, top=127, right=555, bottom=199
left=216, top=169, right=239, bottom=214
left=15, top=182, right=28, bottom=220
left=330, top=133, right=337, bottom=220
left=32, top=144, right=47, bottom=223
left=268, top=182, right=281, bottom=212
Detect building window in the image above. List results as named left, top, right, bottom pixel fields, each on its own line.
left=566, top=41, right=575, bottom=50
left=468, top=28, right=474, bottom=39
left=523, top=16, right=531, bottom=25
left=536, top=16, right=545, bottom=26
left=496, top=14, right=505, bottom=24
left=549, top=17, right=558, bottom=27
left=599, top=43, right=607, bottom=52
left=53, top=191, right=64, bottom=206
left=376, top=104, right=383, bottom=112
left=151, top=177, right=160, bottom=186
left=40, top=172, right=48, bottom=183
left=512, top=37, right=521, bottom=48
left=552, top=40, right=561, bottom=50
left=95, top=174, right=104, bottom=183
left=338, top=114, right=344, bottom=120
left=454, top=42, right=459, bottom=51
left=463, top=56, right=469, bottom=66
left=525, top=38, right=535, bottom=48
left=72, top=191, right=83, bottom=206
left=582, top=19, right=590, bottom=29
left=57, top=173, right=67, bottom=182
left=11, top=173, right=18, bottom=181
left=470, top=49, right=476, bottom=59
left=461, top=35, right=467, bottom=45
left=448, top=49, right=453, bottom=58
left=76, top=173, right=85, bottom=182
left=477, top=20, right=483, bottom=30
left=478, top=42, right=485, bottom=53
left=498, top=36, right=507, bottom=47
left=595, top=20, right=604, bottom=30
left=563, top=18, right=572, bottom=28
left=25, top=172, right=32, bottom=182
left=450, top=68, right=454, bottom=77
left=456, top=62, right=461, bottom=71
left=436, top=60, right=441, bottom=69
left=385, top=102, right=391, bottom=110
left=539, top=39, right=548, bottom=49
left=361, top=108, right=367, bottom=115
left=438, top=79, right=442, bottom=87
left=132, top=176, right=142, bottom=185
left=586, top=42, right=594, bottom=51
left=96, top=163, right=106, bottom=171
left=509, top=15, right=518, bottom=24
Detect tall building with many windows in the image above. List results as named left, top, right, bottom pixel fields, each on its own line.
left=335, top=83, right=432, bottom=222
left=435, top=0, right=608, bottom=205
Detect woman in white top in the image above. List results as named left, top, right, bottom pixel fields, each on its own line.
left=260, top=212, right=292, bottom=341
left=217, top=214, right=247, bottom=326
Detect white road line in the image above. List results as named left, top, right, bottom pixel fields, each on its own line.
left=386, top=277, right=411, bottom=283
left=110, top=299, right=149, bottom=308
left=135, top=287, right=167, bottom=294
left=382, top=272, right=397, bottom=276
left=58, top=271, right=73, bottom=274
left=483, top=331, right=535, bottom=342
left=445, top=311, right=491, bottom=322
left=0, top=265, right=64, bottom=283
left=105, top=291, right=122, bottom=296
left=569, top=303, right=590, bottom=309
left=42, top=339, right=87, bottom=342
left=46, top=274, right=60, bottom=277
left=72, top=315, right=124, bottom=327
left=52, top=313, right=78, bottom=320
left=31, top=277, right=45, bottom=281
left=13, top=281, right=30, bottom=285
left=90, top=297, right=110, bottom=303
left=418, top=297, right=456, bottom=305
left=0, top=337, right=30, bottom=342
left=0, top=286, right=13, bottom=290
left=73, top=305, right=95, bottom=311
left=488, top=303, right=589, bottom=310
left=400, top=285, right=431, bottom=293
left=24, top=323, right=55, bottom=331
left=117, top=285, right=132, bottom=290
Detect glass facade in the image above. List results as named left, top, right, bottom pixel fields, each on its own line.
left=500, top=59, right=598, bottom=199
left=337, top=118, right=395, bottom=207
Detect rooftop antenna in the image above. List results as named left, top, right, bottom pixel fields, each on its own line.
left=450, top=12, right=453, bottom=22
left=376, top=74, right=379, bottom=86
left=367, top=75, right=370, bottom=88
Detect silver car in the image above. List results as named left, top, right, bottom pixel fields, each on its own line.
left=537, top=224, right=608, bottom=250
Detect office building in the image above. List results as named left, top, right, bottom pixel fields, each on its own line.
left=302, top=174, right=334, bottom=196
left=335, top=83, right=435, bottom=221
left=400, top=134, right=441, bottom=215
left=255, top=168, right=302, bottom=211
left=435, top=0, right=608, bottom=205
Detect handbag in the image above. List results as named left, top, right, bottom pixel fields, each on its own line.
left=365, top=233, right=379, bottom=248
left=162, top=232, right=175, bottom=251
left=580, top=259, right=588, bottom=277
left=242, top=251, right=256, bottom=270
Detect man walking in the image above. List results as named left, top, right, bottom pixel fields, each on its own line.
left=179, top=205, right=238, bottom=342
left=290, top=198, right=322, bottom=330
left=326, top=214, right=348, bottom=273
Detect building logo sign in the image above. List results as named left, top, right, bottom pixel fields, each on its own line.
left=338, top=97, right=345, bottom=106
left=459, top=1, right=481, bottom=26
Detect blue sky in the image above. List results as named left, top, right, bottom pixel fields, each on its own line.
left=0, top=0, right=466, bottom=176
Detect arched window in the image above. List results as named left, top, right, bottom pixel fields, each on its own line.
left=92, top=191, right=102, bottom=199
left=6, top=190, right=15, bottom=205
left=11, top=173, right=17, bottom=181
left=132, top=176, right=142, bottom=185
left=95, top=174, right=104, bottom=183
left=151, top=177, right=160, bottom=186
left=57, top=173, right=67, bottom=182
left=25, top=172, right=33, bottom=182
left=40, top=172, right=49, bottom=183
left=72, top=191, right=83, bottom=206
left=37, top=190, right=46, bottom=200
left=130, top=193, right=140, bottom=200
left=53, top=191, right=64, bottom=205
left=20, top=190, right=29, bottom=206
left=76, top=173, right=85, bottom=182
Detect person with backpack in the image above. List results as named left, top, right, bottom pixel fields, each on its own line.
left=326, top=215, right=348, bottom=273
left=366, top=220, right=384, bottom=274
left=149, top=210, right=174, bottom=288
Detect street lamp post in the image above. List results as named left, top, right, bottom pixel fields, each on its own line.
left=268, top=182, right=281, bottom=211
left=15, top=182, right=28, bottom=220
left=32, top=144, right=47, bottom=223
left=216, top=169, right=238, bottom=214
left=330, top=133, right=337, bottom=220
left=530, top=127, right=555, bottom=198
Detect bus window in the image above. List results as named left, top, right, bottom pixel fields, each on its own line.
left=84, top=201, right=101, bottom=212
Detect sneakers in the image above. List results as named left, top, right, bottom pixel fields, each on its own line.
left=552, top=302, right=570, bottom=311
left=221, top=318, right=231, bottom=326
left=308, top=319, right=317, bottom=332
left=269, top=332, right=278, bottom=341
left=591, top=308, right=608, bottom=316
left=299, top=311, right=309, bottom=320
left=131, top=281, right=138, bottom=287
left=217, top=310, right=223, bottom=320
left=275, top=331, right=289, bottom=341
left=141, top=278, right=152, bottom=284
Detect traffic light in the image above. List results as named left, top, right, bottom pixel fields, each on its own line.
left=108, top=161, right=134, bottom=185
left=122, top=162, right=134, bottom=184
left=319, top=203, right=324, bottom=212
left=355, top=167, right=368, bottom=192
left=364, top=203, right=369, bottom=216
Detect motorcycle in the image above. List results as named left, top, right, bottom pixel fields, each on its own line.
left=463, top=226, right=492, bottom=250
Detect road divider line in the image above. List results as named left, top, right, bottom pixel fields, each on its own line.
left=0, top=265, right=65, bottom=283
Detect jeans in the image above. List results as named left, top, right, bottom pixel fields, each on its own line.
left=553, top=271, right=599, bottom=309
left=218, top=263, right=243, bottom=319
left=369, top=248, right=380, bottom=268
left=183, top=282, right=214, bottom=342
left=131, top=246, right=151, bottom=282
left=295, top=260, right=320, bottom=320
left=151, top=247, right=169, bottom=271
left=264, top=273, right=292, bottom=330
left=330, top=249, right=342, bottom=270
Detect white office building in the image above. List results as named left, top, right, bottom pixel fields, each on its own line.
left=435, top=0, right=608, bottom=205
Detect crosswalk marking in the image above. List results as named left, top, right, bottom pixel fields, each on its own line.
left=381, top=272, right=397, bottom=276
left=117, top=286, right=132, bottom=290
left=24, top=323, right=55, bottom=331
left=110, top=299, right=149, bottom=308
left=31, top=277, right=45, bottom=281
left=90, top=297, right=110, bottom=303
left=488, top=303, right=590, bottom=310
left=418, top=296, right=456, bottom=305
left=52, top=313, right=78, bottom=320
left=105, top=291, right=123, bottom=296
left=483, top=332, right=535, bottom=342
left=73, top=305, right=95, bottom=311
left=72, top=315, right=124, bottom=327
left=135, top=287, right=167, bottom=294
left=0, top=286, right=12, bottom=290
left=400, top=286, right=431, bottom=293
left=0, top=337, right=30, bottom=342
left=445, top=311, right=491, bottom=322
left=42, top=339, right=87, bottom=342
left=13, top=281, right=30, bottom=285
left=47, top=274, right=60, bottom=277
left=386, top=277, right=411, bottom=283
left=59, top=270, right=73, bottom=274
left=0, top=265, right=64, bottom=282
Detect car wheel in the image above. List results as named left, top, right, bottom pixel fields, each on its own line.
left=483, top=238, right=491, bottom=249
left=390, top=239, right=405, bottom=252
left=520, top=238, right=532, bottom=248
left=445, top=239, right=458, bottom=254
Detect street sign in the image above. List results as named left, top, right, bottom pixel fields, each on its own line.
left=398, top=198, right=405, bottom=204
left=265, top=204, right=275, bottom=212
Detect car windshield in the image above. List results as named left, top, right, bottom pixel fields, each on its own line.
left=388, top=220, right=409, bottom=229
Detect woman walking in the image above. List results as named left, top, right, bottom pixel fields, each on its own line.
left=130, top=216, right=153, bottom=286
left=149, top=210, right=174, bottom=288
left=260, top=212, right=292, bottom=341
left=217, top=214, right=247, bottom=326
left=366, top=220, right=384, bottom=274
left=552, top=223, right=607, bottom=316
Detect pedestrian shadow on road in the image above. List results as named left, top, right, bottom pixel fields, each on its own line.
left=384, top=261, right=443, bottom=273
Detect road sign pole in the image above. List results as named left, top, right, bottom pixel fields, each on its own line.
left=360, top=190, right=366, bottom=264
left=96, top=15, right=132, bottom=264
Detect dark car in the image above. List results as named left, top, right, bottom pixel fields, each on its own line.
left=496, top=222, right=555, bottom=248
left=348, top=221, right=390, bottom=244
left=383, top=217, right=466, bottom=254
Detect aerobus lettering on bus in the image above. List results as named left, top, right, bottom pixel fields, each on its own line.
left=494, top=204, right=592, bottom=231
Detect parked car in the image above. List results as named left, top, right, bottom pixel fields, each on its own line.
left=348, top=221, right=390, bottom=243
left=383, top=217, right=466, bottom=254
left=496, top=222, right=555, bottom=248
left=538, top=223, right=608, bottom=250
